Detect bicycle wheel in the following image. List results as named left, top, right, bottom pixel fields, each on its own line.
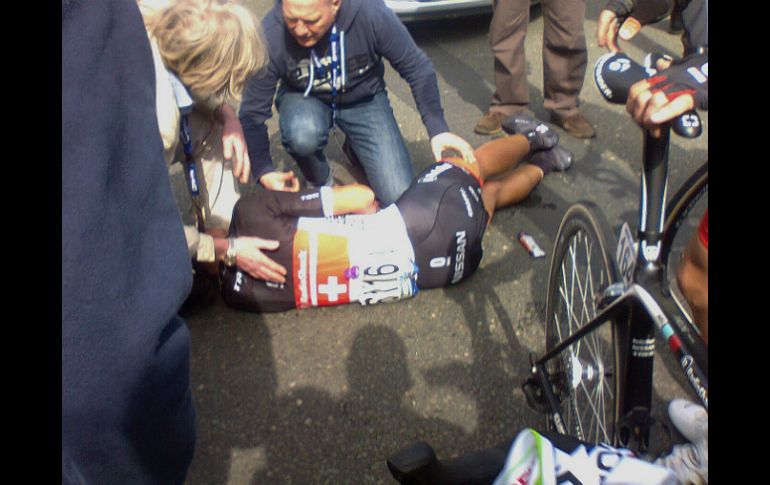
left=544, top=201, right=622, bottom=445
left=661, top=162, right=708, bottom=327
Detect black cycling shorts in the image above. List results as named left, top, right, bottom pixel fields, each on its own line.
left=395, top=162, right=488, bottom=289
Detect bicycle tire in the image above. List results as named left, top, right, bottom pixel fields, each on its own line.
left=544, top=201, right=623, bottom=445
left=661, top=162, right=708, bottom=267
left=660, top=162, right=708, bottom=323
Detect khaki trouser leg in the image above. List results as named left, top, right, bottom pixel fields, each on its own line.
left=541, top=0, right=588, bottom=118
left=489, top=0, right=530, bottom=115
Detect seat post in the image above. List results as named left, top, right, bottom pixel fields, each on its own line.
left=636, top=127, right=671, bottom=272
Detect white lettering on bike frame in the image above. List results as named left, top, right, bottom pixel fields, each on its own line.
left=616, top=222, right=636, bottom=287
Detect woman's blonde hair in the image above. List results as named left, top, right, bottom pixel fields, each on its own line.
left=148, top=0, right=268, bottom=103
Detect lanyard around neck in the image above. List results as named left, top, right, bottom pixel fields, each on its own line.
left=304, top=24, right=346, bottom=121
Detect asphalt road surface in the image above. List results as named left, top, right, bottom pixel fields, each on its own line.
left=183, top=3, right=708, bottom=484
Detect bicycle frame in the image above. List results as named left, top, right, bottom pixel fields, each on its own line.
left=527, top=126, right=708, bottom=452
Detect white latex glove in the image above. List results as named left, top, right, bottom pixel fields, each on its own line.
left=430, top=132, right=476, bottom=164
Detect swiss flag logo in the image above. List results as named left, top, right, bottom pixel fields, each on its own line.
left=293, top=229, right=351, bottom=308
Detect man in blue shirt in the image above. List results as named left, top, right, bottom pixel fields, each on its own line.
left=239, top=0, right=474, bottom=205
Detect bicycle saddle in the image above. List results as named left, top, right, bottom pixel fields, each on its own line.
left=594, top=52, right=702, bottom=139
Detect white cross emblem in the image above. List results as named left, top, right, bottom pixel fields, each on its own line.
left=318, top=276, right=347, bottom=302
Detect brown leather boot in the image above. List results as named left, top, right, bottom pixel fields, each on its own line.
left=474, top=111, right=508, bottom=135
left=550, top=111, right=596, bottom=139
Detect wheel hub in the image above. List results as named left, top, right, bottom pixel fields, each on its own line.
left=569, top=352, right=603, bottom=390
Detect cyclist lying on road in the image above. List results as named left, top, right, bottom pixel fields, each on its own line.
left=220, top=116, right=573, bottom=312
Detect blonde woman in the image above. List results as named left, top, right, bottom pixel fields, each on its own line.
left=139, top=0, right=291, bottom=285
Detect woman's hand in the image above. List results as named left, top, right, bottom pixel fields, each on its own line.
left=217, top=103, right=251, bottom=184
left=233, top=236, right=288, bottom=283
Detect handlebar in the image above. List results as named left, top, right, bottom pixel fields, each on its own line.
left=593, top=52, right=702, bottom=138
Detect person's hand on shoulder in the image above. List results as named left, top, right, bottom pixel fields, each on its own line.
left=259, top=171, right=301, bottom=192
left=431, top=132, right=476, bottom=164
left=233, top=236, right=288, bottom=283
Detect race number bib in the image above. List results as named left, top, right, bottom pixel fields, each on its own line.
left=293, top=206, right=418, bottom=308
left=350, top=251, right=418, bottom=306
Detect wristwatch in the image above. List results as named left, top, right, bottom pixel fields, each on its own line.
left=224, top=237, right=237, bottom=267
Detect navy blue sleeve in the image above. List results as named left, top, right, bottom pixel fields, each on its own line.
left=240, top=66, right=281, bottom=181
left=62, top=0, right=195, bottom=482
left=368, top=0, right=450, bottom=138
left=239, top=14, right=284, bottom=182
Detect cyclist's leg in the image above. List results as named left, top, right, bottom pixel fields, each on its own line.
left=470, top=133, right=541, bottom=216
left=474, top=133, right=575, bottom=218
left=481, top=166, right=544, bottom=218
left=676, top=210, right=708, bottom=342
left=473, top=133, right=531, bottom=180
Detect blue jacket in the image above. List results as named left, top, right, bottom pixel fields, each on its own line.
left=240, top=0, right=450, bottom=181
left=62, top=0, right=195, bottom=482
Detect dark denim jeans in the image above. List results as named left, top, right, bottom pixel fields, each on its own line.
left=276, top=88, right=414, bottom=205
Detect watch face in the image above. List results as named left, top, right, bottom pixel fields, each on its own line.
left=226, top=241, right=237, bottom=266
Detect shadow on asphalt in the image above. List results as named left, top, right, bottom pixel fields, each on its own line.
left=186, top=302, right=521, bottom=483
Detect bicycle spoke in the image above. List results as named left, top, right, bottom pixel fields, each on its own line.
left=580, top=234, right=594, bottom=323
left=568, top=238, right=579, bottom=332
left=557, top=266, right=571, bottom=341
left=577, top=378, right=610, bottom=441
left=545, top=205, right=618, bottom=444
